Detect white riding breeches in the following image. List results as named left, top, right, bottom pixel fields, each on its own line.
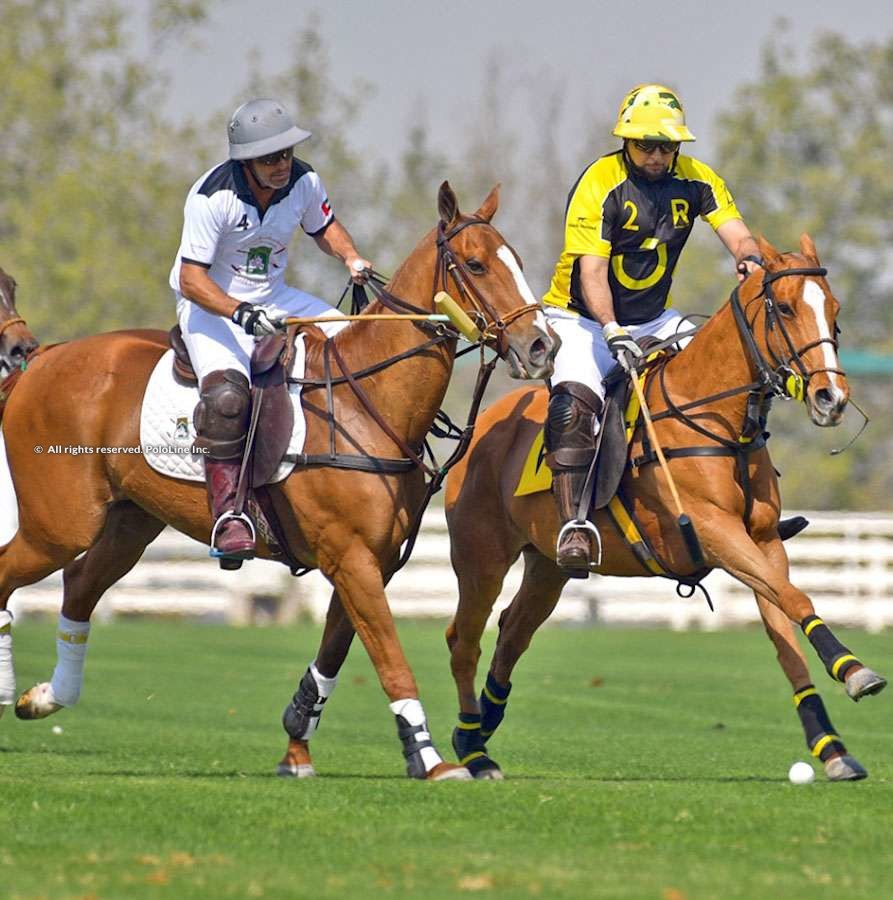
left=176, top=283, right=349, bottom=384
left=545, top=307, right=692, bottom=407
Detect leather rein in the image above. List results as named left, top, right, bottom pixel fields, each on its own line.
left=290, top=216, right=534, bottom=477
left=635, top=260, right=840, bottom=524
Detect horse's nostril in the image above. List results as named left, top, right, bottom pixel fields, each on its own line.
left=530, top=338, right=546, bottom=362
left=815, top=388, right=834, bottom=409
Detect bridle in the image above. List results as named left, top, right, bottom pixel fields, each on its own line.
left=731, top=259, right=843, bottom=402
left=0, top=280, right=26, bottom=340
left=434, top=217, right=538, bottom=357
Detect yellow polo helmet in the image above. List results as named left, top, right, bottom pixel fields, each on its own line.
left=613, top=84, right=696, bottom=142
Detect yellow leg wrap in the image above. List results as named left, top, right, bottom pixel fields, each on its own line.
left=831, top=654, right=859, bottom=680
left=793, top=687, right=818, bottom=707
left=811, top=734, right=841, bottom=758
left=459, top=751, right=486, bottom=766
left=803, top=617, right=825, bottom=637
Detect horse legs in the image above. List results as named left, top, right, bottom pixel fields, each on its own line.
left=756, top=594, right=867, bottom=781
left=448, top=548, right=568, bottom=778
left=278, top=590, right=356, bottom=779
left=0, top=529, right=82, bottom=718
left=14, top=502, right=164, bottom=720
left=705, top=523, right=886, bottom=701
left=305, top=543, right=468, bottom=780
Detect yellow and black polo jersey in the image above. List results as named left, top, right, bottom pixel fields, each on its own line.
left=543, top=150, right=741, bottom=325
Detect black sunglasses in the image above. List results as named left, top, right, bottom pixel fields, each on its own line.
left=632, top=140, right=680, bottom=155
left=254, top=147, right=294, bottom=166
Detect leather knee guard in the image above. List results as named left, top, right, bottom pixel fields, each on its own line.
left=544, top=381, right=602, bottom=472
left=193, top=369, right=251, bottom=461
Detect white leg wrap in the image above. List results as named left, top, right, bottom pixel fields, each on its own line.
left=0, top=610, right=15, bottom=707
left=310, top=662, right=338, bottom=699
left=390, top=698, right=442, bottom=772
left=49, top=615, right=90, bottom=707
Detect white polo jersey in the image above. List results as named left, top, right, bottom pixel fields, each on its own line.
left=169, top=158, right=334, bottom=303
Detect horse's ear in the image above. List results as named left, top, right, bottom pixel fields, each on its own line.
left=437, top=181, right=459, bottom=228
left=756, top=235, right=783, bottom=267
left=799, top=233, right=820, bottom=264
left=474, top=184, right=500, bottom=223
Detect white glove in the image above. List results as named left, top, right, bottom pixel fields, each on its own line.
left=232, top=303, right=280, bottom=337
left=603, top=321, right=643, bottom=373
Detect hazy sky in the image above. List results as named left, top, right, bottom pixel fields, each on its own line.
left=151, top=0, right=893, bottom=162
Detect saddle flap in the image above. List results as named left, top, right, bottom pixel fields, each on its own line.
left=250, top=331, right=295, bottom=485
left=592, top=388, right=629, bottom=509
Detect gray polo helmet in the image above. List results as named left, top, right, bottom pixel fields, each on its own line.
left=227, top=98, right=312, bottom=160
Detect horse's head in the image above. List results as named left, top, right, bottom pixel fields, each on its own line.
left=434, top=182, right=559, bottom=379
left=744, top=236, right=847, bottom=426
left=0, top=268, right=39, bottom=380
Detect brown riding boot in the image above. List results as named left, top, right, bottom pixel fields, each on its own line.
left=194, top=369, right=255, bottom=566
left=544, top=381, right=603, bottom=579
left=205, top=458, right=255, bottom=561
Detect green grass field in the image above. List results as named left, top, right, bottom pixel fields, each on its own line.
left=1, top=619, right=891, bottom=899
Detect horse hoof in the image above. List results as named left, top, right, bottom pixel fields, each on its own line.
left=824, top=754, right=868, bottom=781
left=14, top=683, right=62, bottom=720
left=845, top=667, right=887, bottom=701
left=427, top=762, right=473, bottom=781
left=276, top=762, right=317, bottom=779
left=465, top=755, right=504, bottom=780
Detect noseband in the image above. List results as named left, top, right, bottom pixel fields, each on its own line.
left=730, top=260, right=843, bottom=401
left=435, top=218, right=538, bottom=357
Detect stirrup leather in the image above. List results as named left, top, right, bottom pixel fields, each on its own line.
left=556, top=519, right=603, bottom=568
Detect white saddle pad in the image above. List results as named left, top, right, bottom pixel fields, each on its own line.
left=138, top=338, right=307, bottom=484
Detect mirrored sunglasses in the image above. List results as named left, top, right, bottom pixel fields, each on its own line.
left=255, top=147, right=294, bottom=166
left=632, top=140, right=680, bottom=155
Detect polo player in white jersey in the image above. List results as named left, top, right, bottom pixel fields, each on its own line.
left=170, top=98, right=372, bottom=562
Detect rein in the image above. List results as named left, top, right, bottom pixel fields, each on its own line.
left=287, top=217, right=522, bottom=573
left=636, top=261, right=841, bottom=527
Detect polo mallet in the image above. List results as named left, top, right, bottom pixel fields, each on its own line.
left=627, top=363, right=705, bottom=568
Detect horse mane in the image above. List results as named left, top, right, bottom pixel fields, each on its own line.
left=0, top=345, right=59, bottom=423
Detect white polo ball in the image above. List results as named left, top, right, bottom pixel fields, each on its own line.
left=788, top=761, right=815, bottom=784
left=51, top=725, right=63, bottom=735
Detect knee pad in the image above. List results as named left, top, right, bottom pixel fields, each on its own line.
left=194, top=369, right=251, bottom=459
left=545, top=382, right=601, bottom=467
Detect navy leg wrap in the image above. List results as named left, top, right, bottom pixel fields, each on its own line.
left=282, top=668, right=328, bottom=740
left=452, top=712, right=502, bottom=777
left=395, top=715, right=435, bottom=779
left=480, top=672, right=511, bottom=739
left=801, top=616, right=861, bottom=682
left=794, top=685, right=847, bottom=761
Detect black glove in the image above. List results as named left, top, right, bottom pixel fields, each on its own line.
left=603, top=322, right=642, bottom=373
left=232, top=302, right=280, bottom=337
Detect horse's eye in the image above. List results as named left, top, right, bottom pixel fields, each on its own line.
left=466, top=258, right=486, bottom=275
left=777, top=302, right=794, bottom=317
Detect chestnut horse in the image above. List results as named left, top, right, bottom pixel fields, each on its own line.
left=442, top=235, right=885, bottom=781
left=0, top=183, right=558, bottom=780
left=0, top=268, right=40, bottom=380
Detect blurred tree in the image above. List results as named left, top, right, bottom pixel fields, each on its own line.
left=710, top=26, right=893, bottom=510
left=0, top=0, right=215, bottom=341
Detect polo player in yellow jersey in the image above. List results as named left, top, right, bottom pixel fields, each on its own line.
left=542, top=83, right=763, bottom=577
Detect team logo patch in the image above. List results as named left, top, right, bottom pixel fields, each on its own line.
left=245, top=245, right=272, bottom=275
left=321, top=198, right=331, bottom=217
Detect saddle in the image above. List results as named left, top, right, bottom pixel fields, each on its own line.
left=589, top=336, right=671, bottom=510
left=168, top=325, right=296, bottom=485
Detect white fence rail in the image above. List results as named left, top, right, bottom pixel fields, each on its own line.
left=8, top=510, right=893, bottom=631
